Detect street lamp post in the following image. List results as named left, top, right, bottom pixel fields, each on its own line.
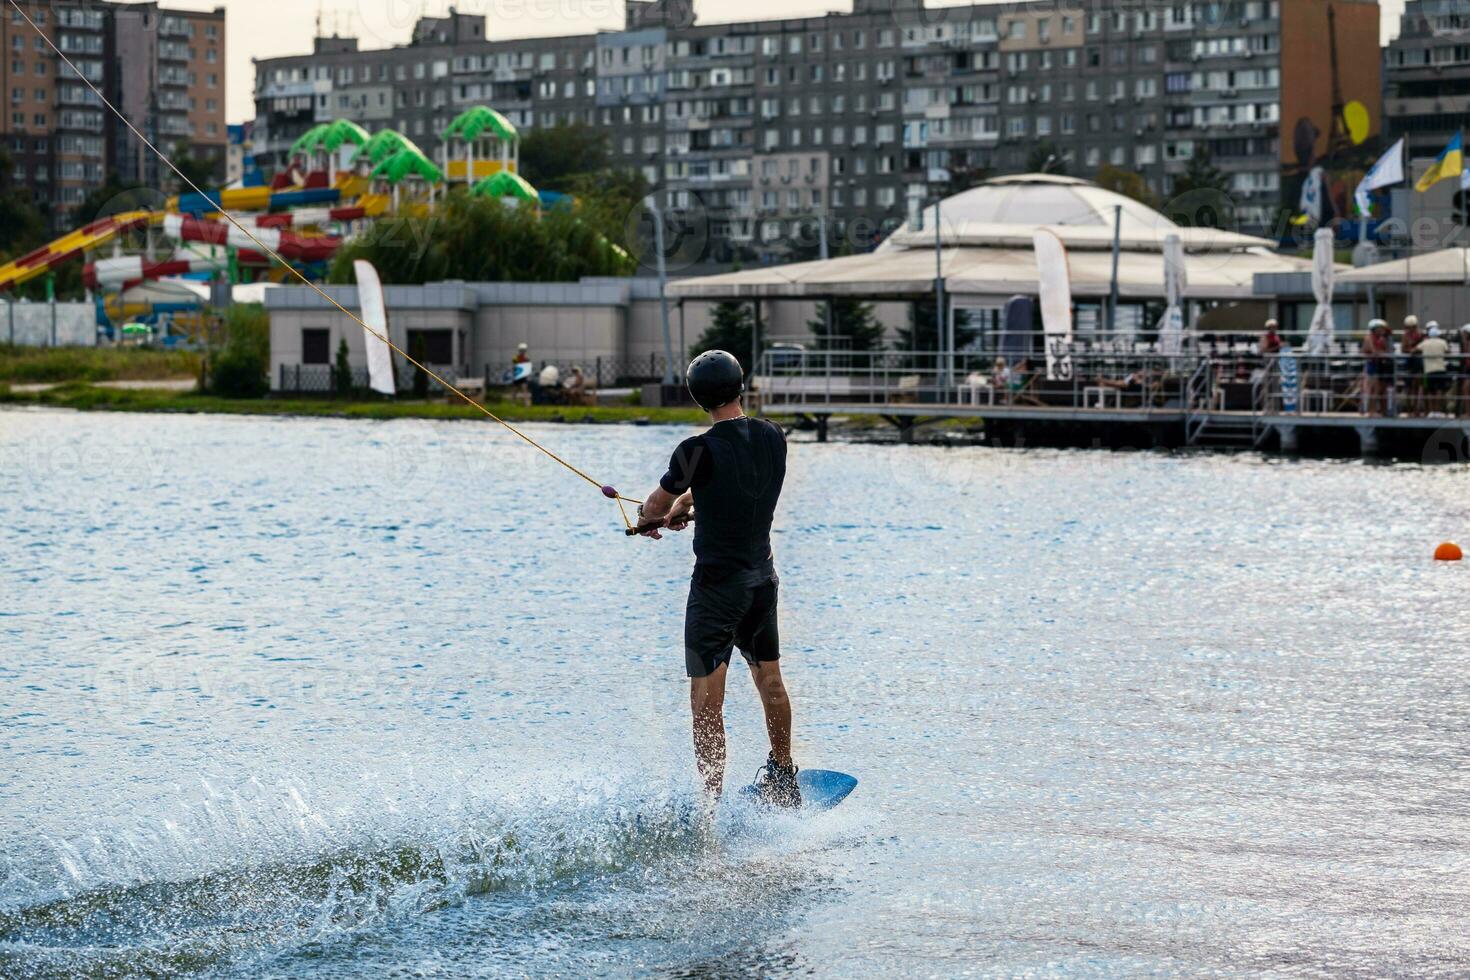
left=645, top=195, right=676, bottom=387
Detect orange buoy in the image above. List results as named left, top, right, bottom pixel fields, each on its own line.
left=1434, top=542, right=1463, bottom=561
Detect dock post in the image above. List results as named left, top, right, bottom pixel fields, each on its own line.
left=1354, top=424, right=1379, bottom=458
left=1277, top=423, right=1298, bottom=454
left=899, top=418, right=915, bottom=444
left=816, top=414, right=829, bottom=443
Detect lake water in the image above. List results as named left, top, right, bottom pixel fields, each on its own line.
left=3, top=407, right=1469, bottom=977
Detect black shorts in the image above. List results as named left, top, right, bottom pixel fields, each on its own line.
left=1427, top=371, right=1451, bottom=393
left=684, top=568, right=780, bottom=678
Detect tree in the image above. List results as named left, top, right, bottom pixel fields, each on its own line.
left=1025, top=142, right=1068, bottom=175
left=1172, top=148, right=1228, bottom=197
left=690, top=300, right=757, bottom=372
left=209, top=303, right=270, bottom=398
left=1165, top=149, right=1234, bottom=229
left=328, top=190, right=637, bottom=285
left=935, top=159, right=988, bottom=198
left=1094, top=164, right=1157, bottom=209
left=896, top=298, right=978, bottom=366
left=168, top=143, right=220, bottom=192
left=334, top=337, right=353, bottom=395
left=807, top=297, right=885, bottom=351
left=519, top=123, right=611, bottom=190
left=74, top=174, right=149, bottom=225
left=0, top=149, right=47, bottom=260
left=410, top=333, right=429, bottom=398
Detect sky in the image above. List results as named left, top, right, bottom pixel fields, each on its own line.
left=141, top=0, right=1410, bottom=124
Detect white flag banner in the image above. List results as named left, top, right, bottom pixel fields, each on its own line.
left=1032, top=230, right=1074, bottom=381
left=1299, top=166, right=1326, bottom=225
left=1155, top=234, right=1188, bottom=357
left=1354, top=138, right=1405, bottom=216
left=353, top=260, right=396, bottom=396
left=1305, top=227, right=1336, bottom=356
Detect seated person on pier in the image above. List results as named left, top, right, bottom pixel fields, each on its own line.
left=1098, top=367, right=1157, bottom=406
left=529, top=362, right=562, bottom=405
left=995, top=357, right=1044, bottom=406
left=563, top=365, right=595, bottom=406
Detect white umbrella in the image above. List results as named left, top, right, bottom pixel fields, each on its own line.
left=1305, top=227, right=1335, bottom=355
left=1155, top=234, right=1187, bottom=356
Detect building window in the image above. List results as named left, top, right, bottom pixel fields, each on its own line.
left=407, top=329, right=453, bottom=364
left=301, top=328, right=331, bottom=365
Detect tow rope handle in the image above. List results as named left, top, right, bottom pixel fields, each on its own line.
left=624, top=515, right=696, bottom=537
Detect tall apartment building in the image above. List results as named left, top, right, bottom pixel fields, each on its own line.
left=1383, top=0, right=1470, bottom=161
left=1, top=2, right=225, bottom=230
left=253, top=0, right=1381, bottom=264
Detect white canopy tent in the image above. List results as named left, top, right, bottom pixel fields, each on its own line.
left=670, top=239, right=1314, bottom=301
left=1337, top=247, right=1470, bottom=285
left=670, top=174, right=1316, bottom=302
left=1334, top=247, right=1470, bottom=334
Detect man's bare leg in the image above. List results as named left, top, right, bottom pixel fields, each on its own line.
left=689, top=663, right=729, bottom=797
left=747, top=659, right=793, bottom=767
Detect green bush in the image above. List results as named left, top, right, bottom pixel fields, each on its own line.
left=209, top=304, right=269, bottom=398
left=409, top=333, right=429, bottom=399
left=334, top=337, right=353, bottom=396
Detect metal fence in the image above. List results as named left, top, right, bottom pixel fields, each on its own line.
left=589, top=354, right=675, bottom=388
left=277, top=364, right=459, bottom=396
left=756, top=347, right=1470, bottom=420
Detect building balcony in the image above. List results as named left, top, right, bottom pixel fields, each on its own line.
left=1388, top=94, right=1470, bottom=116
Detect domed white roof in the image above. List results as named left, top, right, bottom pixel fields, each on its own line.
left=883, top=173, right=1271, bottom=253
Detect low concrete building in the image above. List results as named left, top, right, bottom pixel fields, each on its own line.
left=264, top=277, right=906, bottom=392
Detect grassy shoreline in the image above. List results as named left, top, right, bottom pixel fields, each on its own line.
left=0, top=345, right=202, bottom=385
left=0, top=382, right=711, bottom=424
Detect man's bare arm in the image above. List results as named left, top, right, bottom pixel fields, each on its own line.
left=637, top=486, right=693, bottom=539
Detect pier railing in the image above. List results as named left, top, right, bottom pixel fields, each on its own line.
left=755, top=348, right=1470, bottom=421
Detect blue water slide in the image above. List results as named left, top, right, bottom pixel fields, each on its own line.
left=270, top=188, right=342, bottom=210
left=175, top=190, right=225, bottom=214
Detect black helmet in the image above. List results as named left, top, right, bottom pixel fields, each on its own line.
left=686, top=350, right=745, bottom=410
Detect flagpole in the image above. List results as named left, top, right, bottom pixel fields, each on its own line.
left=1405, top=152, right=1413, bottom=306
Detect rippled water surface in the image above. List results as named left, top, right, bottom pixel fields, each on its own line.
left=3, top=407, right=1470, bottom=977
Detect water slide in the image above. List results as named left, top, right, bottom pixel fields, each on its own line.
left=80, top=175, right=393, bottom=290
left=3, top=132, right=483, bottom=297
left=0, top=211, right=164, bottom=293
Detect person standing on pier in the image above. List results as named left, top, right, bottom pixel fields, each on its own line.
left=1420, top=325, right=1451, bottom=417
left=1361, top=319, right=1390, bottom=417
left=1459, top=325, right=1470, bottom=417
left=1402, top=316, right=1426, bottom=416
left=1260, top=319, right=1283, bottom=357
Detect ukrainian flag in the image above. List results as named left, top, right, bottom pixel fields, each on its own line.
left=1415, top=132, right=1463, bottom=192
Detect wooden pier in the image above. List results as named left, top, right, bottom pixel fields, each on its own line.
left=755, top=352, right=1470, bottom=461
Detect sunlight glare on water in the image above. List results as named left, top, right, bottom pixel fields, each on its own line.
left=2, top=408, right=1470, bottom=976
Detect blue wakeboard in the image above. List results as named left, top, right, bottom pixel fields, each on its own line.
left=739, top=769, right=857, bottom=811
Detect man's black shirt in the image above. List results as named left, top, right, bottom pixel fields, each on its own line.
left=660, top=417, right=786, bottom=576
